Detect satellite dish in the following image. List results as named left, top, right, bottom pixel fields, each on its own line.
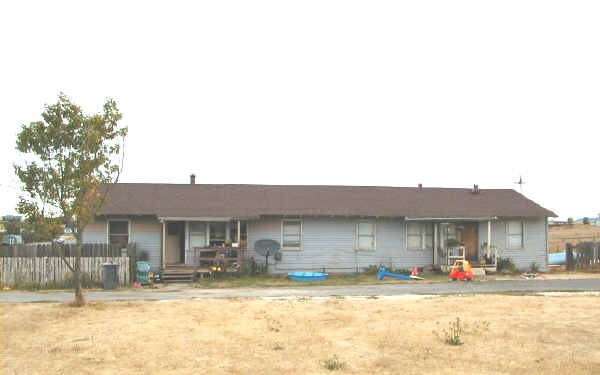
left=254, top=239, right=281, bottom=269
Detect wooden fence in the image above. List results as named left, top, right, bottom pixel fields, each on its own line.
left=0, top=243, right=136, bottom=288
left=567, top=242, right=600, bottom=271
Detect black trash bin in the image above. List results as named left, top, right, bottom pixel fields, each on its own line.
left=102, top=263, right=119, bottom=290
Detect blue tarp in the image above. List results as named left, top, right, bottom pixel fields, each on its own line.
left=548, top=252, right=579, bottom=265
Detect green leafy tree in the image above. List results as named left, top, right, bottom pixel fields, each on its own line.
left=3, top=218, right=23, bottom=235
left=14, top=93, right=127, bottom=306
left=21, top=215, right=65, bottom=243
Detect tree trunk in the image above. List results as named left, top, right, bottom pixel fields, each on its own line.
left=73, top=243, right=86, bottom=306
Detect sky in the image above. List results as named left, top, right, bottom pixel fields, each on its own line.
left=0, top=1, right=598, bottom=220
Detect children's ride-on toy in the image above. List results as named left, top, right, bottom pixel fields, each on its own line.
left=449, top=260, right=473, bottom=281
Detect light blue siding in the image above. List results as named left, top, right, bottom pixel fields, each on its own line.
left=248, top=216, right=432, bottom=273
left=82, top=217, right=163, bottom=272
left=478, top=218, right=548, bottom=271
left=134, top=232, right=161, bottom=271
left=84, top=215, right=548, bottom=274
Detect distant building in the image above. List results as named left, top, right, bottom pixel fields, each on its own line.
left=575, top=217, right=600, bottom=226
left=1, top=215, right=22, bottom=222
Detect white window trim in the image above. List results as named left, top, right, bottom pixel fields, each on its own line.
left=506, top=220, right=524, bottom=250
left=281, top=218, right=303, bottom=251
left=106, top=218, right=131, bottom=245
left=356, top=221, right=376, bottom=251
left=187, top=221, right=208, bottom=250
left=406, top=222, right=434, bottom=251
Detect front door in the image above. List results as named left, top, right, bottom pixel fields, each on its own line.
left=462, top=223, right=479, bottom=262
left=166, top=222, right=184, bottom=264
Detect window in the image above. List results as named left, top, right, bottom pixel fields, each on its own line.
left=282, top=219, right=302, bottom=250
left=357, top=222, right=376, bottom=250
left=108, top=220, right=129, bottom=249
left=507, top=220, right=523, bottom=249
left=407, top=222, right=433, bottom=250
left=189, top=222, right=207, bottom=248
left=209, top=222, right=226, bottom=246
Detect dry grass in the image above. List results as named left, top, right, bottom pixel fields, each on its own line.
left=1, top=295, right=600, bottom=375
left=549, top=223, right=600, bottom=253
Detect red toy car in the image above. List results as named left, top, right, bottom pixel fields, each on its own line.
left=449, top=260, right=474, bottom=281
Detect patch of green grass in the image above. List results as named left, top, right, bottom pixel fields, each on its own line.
left=193, top=272, right=450, bottom=289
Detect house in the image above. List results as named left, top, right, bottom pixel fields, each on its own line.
left=82, top=177, right=557, bottom=274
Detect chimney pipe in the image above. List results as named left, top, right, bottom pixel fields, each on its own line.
left=472, top=184, right=479, bottom=194
left=418, top=183, right=422, bottom=189
left=190, top=174, right=196, bottom=184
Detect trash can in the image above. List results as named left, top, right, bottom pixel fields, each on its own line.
left=102, top=263, right=119, bottom=290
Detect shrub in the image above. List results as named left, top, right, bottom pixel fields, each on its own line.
left=321, top=355, right=346, bottom=371
left=447, top=238, right=462, bottom=247
left=497, top=257, right=518, bottom=274
left=363, top=264, right=412, bottom=275
left=442, top=318, right=463, bottom=346
left=239, top=258, right=267, bottom=276
left=362, top=265, right=381, bottom=275
left=529, top=262, right=540, bottom=273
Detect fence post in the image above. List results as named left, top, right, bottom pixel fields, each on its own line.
left=128, top=243, right=137, bottom=284
left=566, top=243, right=574, bottom=271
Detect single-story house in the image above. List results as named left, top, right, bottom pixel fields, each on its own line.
left=82, top=178, right=557, bottom=274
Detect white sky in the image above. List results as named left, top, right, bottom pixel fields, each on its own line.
left=1, top=1, right=598, bottom=220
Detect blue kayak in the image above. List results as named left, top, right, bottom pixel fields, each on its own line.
left=288, top=272, right=329, bottom=282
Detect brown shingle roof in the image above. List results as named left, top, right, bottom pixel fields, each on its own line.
left=99, top=184, right=557, bottom=218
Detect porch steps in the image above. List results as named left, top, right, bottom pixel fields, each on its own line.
left=160, top=265, right=211, bottom=283
left=162, top=274, right=194, bottom=283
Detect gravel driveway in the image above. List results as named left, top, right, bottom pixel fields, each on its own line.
left=1, top=278, right=600, bottom=303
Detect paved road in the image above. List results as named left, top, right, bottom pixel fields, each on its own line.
left=1, top=278, right=600, bottom=303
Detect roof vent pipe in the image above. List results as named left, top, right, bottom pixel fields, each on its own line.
left=190, top=174, right=196, bottom=184
left=472, top=184, right=479, bottom=194
left=418, top=183, right=423, bottom=189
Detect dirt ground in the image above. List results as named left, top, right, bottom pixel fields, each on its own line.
left=1, top=294, right=599, bottom=375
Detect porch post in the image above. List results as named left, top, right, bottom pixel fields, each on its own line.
left=237, top=220, right=241, bottom=243
left=162, top=221, right=166, bottom=269
left=184, top=221, right=189, bottom=264
left=206, top=223, right=210, bottom=246
left=433, top=223, right=439, bottom=265
left=225, top=222, right=231, bottom=242
left=487, top=220, right=491, bottom=258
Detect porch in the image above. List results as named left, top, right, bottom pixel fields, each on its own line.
left=406, top=217, right=499, bottom=273
left=159, top=218, right=249, bottom=280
